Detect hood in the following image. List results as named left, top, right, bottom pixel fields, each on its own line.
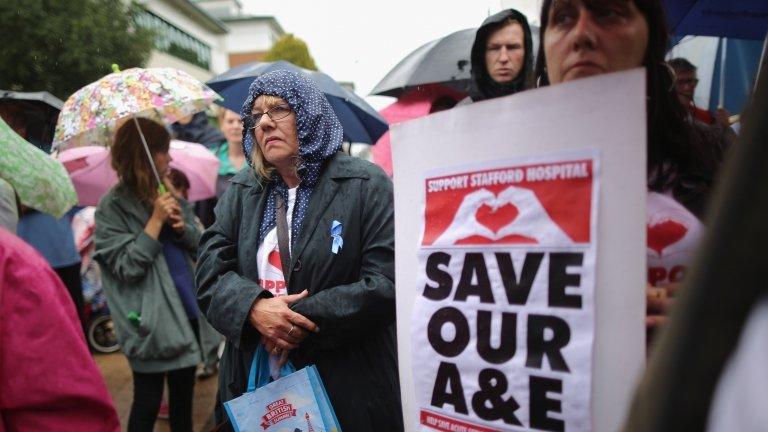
left=171, top=112, right=225, bottom=149
left=470, top=8, right=534, bottom=101
left=240, top=69, right=343, bottom=185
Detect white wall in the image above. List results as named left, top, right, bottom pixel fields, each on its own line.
left=146, top=50, right=215, bottom=81
left=137, top=0, right=229, bottom=73
left=225, top=20, right=279, bottom=54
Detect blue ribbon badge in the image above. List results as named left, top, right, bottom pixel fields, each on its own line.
left=330, top=220, right=343, bottom=254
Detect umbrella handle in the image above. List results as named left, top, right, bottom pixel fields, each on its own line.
left=131, top=115, right=166, bottom=195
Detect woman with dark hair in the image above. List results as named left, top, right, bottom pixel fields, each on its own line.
left=534, top=0, right=727, bottom=340
left=94, top=117, right=203, bottom=431
left=196, top=70, right=402, bottom=431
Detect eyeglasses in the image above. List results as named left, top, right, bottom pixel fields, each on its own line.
left=677, top=78, right=699, bottom=86
left=244, top=105, right=292, bottom=130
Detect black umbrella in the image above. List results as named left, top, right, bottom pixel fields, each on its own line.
left=206, top=61, right=388, bottom=144
left=371, top=25, right=541, bottom=98
left=0, top=90, right=64, bottom=152
left=371, top=28, right=476, bottom=98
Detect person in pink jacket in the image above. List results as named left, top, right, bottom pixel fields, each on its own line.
left=0, top=228, right=119, bottom=431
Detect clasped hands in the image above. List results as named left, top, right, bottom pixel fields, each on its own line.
left=249, top=289, right=318, bottom=359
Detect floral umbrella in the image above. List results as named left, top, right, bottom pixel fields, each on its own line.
left=0, top=117, right=77, bottom=218
left=52, top=67, right=220, bottom=191
left=53, top=67, right=221, bottom=150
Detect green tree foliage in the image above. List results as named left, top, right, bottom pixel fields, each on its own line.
left=265, top=34, right=318, bottom=71
left=0, top=0, right=154, bottom=100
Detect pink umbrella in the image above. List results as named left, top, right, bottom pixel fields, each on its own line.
left=372, top=84, right=466, bottom=176
left=58, top=140, right=220, bottom=206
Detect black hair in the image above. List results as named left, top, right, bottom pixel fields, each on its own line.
left=668, top=57, right=697, bottom=73
left=535, top=0, right=718, bottom=195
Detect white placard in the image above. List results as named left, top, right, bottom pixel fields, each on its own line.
left=392, top=69, right=648, bottom=432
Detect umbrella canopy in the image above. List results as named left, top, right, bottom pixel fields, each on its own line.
left=664, top=0, right=768, bottom=40
left=1, top=90, right=64, bottom=152
left=0, top=90, right=64, bottom=110
left=206, top=60, right=388, bottom=144
left=0, top=117, right=76, bottom=218
left=372, top=85, right=467, bottom=176
left=53, top=67, right=221, bottom=150
left=370, top=28, right=476, bottom=98
left=57, top=140, right=220, bottom=206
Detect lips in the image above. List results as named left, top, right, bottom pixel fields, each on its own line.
left=264, top=136, right=281, bottom=145
left=564, top=60, right=605, bottom=78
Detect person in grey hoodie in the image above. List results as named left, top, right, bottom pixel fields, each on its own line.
left=467, top=8, right=535, bottom=102
left=94, top=118, right=202, bottom=432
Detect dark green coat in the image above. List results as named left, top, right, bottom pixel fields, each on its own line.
left=196, top=153, right=403, bottom=431
left=94, top=185, right=202, bottom=373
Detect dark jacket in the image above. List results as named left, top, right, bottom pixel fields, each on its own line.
left=171, top=112, right=225, bottom=149
left=196, top=152, right=403, bottom=431
left=469, top=8, right=534, bottom=101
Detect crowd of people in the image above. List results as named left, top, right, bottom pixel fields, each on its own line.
left=0, top=0, right=750, bottom=430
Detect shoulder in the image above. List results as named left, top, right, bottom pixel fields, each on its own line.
left=326, top=152, right=390, bottom=184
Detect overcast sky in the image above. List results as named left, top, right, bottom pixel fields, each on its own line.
left=242, top=0, right=543, bottom=108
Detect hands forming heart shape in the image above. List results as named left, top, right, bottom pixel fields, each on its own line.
left=434, top=186, right=573, bottom=246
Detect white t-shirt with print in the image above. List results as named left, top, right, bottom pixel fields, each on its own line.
left=646, top=191, right=704, bottom=286
left=257, top=187, right=297, bottom=297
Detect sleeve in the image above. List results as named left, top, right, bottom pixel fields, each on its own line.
left=93, top=199, right=162, bottom=285
left=0, top=244, right=120, bottom=431
left=175, top=198, right=202, bottom=253
left=291, top=168, right=396, bottom=350
left=195, top=184, right=268, bottom=351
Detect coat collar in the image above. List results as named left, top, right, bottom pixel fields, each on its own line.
left=229, top=152, right=370, bottom=188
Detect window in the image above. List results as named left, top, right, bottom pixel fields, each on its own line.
left=135, top=9, right=212, bottom=70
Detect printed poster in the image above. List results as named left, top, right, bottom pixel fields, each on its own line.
left=412, top=150, right=599, bottom=432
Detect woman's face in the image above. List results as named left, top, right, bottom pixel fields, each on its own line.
left=153, top=151, right=172, bottom=177
left=220, top=109, right=243, bottom=145
left=252, top=95, right=299, bottom=170
left=543, top=0, right=649, bottom=84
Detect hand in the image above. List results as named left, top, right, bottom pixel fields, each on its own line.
left=715, top=108, right=731, bottom=129
left=150, top=192, right=180, bottom=224
left=145, top=192, right=180, bottom=239
left=249, top=290, right=319, bottom=353
left=646, top=283, right=680, bottom=332
left=168, top=211, right=185, bottom=234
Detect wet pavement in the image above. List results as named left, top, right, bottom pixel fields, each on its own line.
left=94, top=352, right=218, bottom=432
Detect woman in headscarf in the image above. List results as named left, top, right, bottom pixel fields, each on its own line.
left=534, top=0, right=728, bottom=343
left=196, top=70, right=403, bottom=431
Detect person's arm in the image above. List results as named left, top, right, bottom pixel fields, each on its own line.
left=93, top=195, right=169, bottom=284
left=290, top=168, right=396, bottom=350
left=173, top=198, right=202, bottom=253
left=196, top=184, right=267, bottom=351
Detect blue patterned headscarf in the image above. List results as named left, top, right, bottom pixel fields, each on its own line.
left=240, top=70, right=343, bottom=245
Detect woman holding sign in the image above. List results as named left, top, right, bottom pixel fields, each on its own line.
left=196, top=70, right=402, bottom=431
left=534, top=0, right=728, bottom=341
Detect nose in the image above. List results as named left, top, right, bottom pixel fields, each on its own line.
left=498, top=47, right=510, bottom=62
left=570, top=10, right=598, bottom=51
left=256, top=113, right=275, bottom=129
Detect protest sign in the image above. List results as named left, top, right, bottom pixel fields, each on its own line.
left=392, top=69, right=648, bottom=431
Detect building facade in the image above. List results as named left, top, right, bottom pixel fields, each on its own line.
left=132, top=0, right=284, bottom=80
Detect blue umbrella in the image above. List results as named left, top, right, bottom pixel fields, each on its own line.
left=206, top=61, right=388, bottom=144
left=665, top=0, right=767, bottom=111
left=664, top=0, right=768, bottom=40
